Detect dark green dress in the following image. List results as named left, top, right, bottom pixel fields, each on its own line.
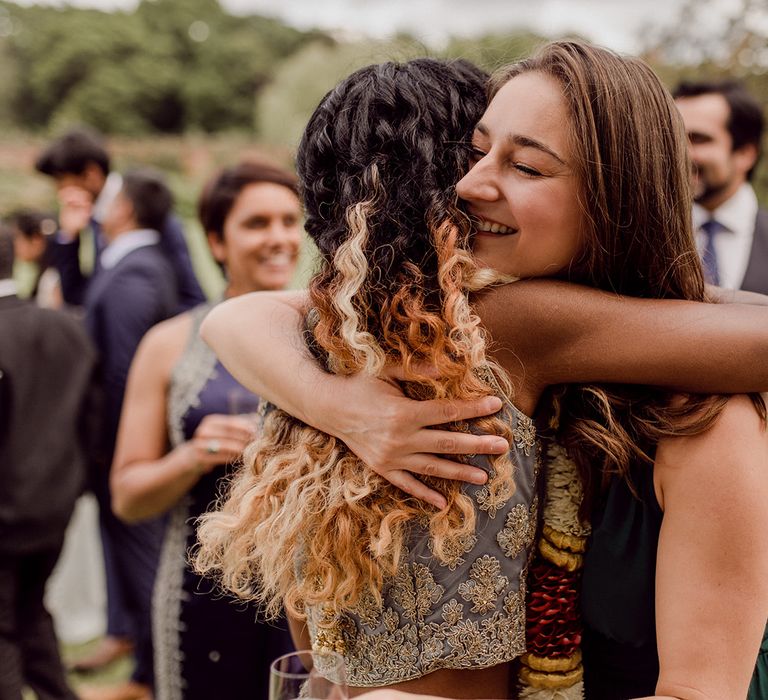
left=580, top=461, right=768, bottom=700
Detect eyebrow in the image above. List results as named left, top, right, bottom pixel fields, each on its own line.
left=475, top=123, right=567, bottom=165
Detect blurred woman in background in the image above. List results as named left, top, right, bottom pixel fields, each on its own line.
left=110, top=161, right=301, bottom=700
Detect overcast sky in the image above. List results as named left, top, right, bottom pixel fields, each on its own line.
left=9, top=0, right=741, bottom=52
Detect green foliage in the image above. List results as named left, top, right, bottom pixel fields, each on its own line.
left=253, top=31, right=550, bottom=150
left=255, top=38, right=428, bottom=149
left=442, top=31, right=549, bottom=73
left=0, top=0, right=322, bottom=134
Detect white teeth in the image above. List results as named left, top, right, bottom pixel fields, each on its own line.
left=261, top=253, right=293, bottom=265
left=477, top=219, right=513, bottom=234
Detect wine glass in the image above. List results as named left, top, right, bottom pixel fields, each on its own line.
left=269, top=650, right=348, bottom=700
left=227, top=387, right=261, bottom=420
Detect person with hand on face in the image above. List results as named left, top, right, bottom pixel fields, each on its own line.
left=674, top=79, right=768, bottom=294
left=78, top=168, right=179, bottom=700
left=110, top=161, right=301, bottom=700
left=35, top=127, right=205, bottom=311
left=198, top=42, right=768, bottom=700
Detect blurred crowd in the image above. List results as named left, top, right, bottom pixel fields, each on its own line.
left=2, top=127, right=303, bottom=700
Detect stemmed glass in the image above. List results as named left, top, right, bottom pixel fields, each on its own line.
left=227, top=387, right=261, bottom=422
left=269, top=650, right=348, bottom=700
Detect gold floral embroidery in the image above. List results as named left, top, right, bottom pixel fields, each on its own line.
left=430, top=531, right=477, bottom=570
left=390, top=563, right=445, bottom=623
left=441, top=599, right=464, bottom=625
left=474, top=476, right=513, bottom=518
left=513, top=412, right=537, bottom=456
left=353, top=588, right=383, bottom=627
left=303, top=403, right=538, bottom=688
left=458, top=555, right=509, bottom=614
left=504, top=583, right=526, bottom=617
left=497, top=497, right=538, bottom=559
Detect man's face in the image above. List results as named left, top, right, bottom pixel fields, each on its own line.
left=52, top=162, right=105, bottom=200
left=675, top=93, right=756, bottom=210
left=101, top=190, right=134, bottom=240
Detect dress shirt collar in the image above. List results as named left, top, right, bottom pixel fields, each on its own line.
left=0, top=279, right=17, bottom=298
left=91, top=171, right=124, bottom=224
left=692, top=182, right=758, bottom=237
left=100, top=229, right=160, bottom=270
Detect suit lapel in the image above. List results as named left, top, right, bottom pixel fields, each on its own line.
left=741, top=208, right=768, bottom=294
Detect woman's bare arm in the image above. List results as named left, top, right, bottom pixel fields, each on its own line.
left=475, top=279, right=768, bottom=411
left=111, top=316, right=255, bottom=522
left=639, top=395, right=768, bottom=699
left=201, top=292, right=506, bottom=509
left=202, top=283, right=768, bottom=505
left=705, top=284, right=768, bottom=305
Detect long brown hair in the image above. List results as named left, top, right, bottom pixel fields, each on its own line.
left=491, top=41, right=764, bottom=499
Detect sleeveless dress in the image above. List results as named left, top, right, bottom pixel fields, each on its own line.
left=581, top=460, right=768, bottom=700
left=153, top=305, right=293, bottom=700
left=305, top=397, right=541, bottom=688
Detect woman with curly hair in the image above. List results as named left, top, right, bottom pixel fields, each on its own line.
left=197, top=48, right=768, bottom=699
left=197, top=58, right=530, bottom=699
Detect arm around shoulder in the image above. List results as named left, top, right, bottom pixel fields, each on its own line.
left=474, top=279, right=768, bottom=395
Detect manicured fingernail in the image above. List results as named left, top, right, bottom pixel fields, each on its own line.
left=470, top=470, right=488, bottom=485
left=432, top=498, right=448, bottom=509
left=492, top=438, right=509, bottom=452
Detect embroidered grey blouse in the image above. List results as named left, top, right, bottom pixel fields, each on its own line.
left=306, top=399, right=540, bottom=687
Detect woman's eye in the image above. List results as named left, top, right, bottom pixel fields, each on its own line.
left=469, top=147, right=486, bottom=163
left=514, top=163, right=542, bottom=177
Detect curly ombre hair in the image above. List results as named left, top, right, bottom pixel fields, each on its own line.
left=195, top=58, right=517, bottom=619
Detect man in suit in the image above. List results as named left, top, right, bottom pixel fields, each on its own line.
left=35, top=128, right=202, bottom=674
left=77, top=168, right=178, bottom=700
left=35, top=127, right=205, bottom=310
left=0, top=223, right=96, bottom=699
left=674, top=79, right=767, bottom=294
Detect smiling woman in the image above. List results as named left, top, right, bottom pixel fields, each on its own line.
left=108, top=161, right=301, bottom=700
left=458, top=70, right=585, bottom=279
left=203, top=179, right=301, bottom=295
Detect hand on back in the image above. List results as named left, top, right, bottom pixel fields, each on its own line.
left=324, top=368, right=508, bottom=509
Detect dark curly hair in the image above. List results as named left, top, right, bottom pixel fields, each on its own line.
left=196, top=58, right=518, bottom=619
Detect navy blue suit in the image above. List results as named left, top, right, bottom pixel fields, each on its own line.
left=52, top=212, right=205, bottom=311
left=84, top=240, right=178, bottom=689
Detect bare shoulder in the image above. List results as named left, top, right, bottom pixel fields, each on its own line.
left=134, top=311, right=195, bottom=376
left=655, top=395, right=768, bottom=508
left=658, top=395, right=766, bottom=462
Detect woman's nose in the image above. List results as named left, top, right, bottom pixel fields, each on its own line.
left=456, top=161, right=499, bottom=203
